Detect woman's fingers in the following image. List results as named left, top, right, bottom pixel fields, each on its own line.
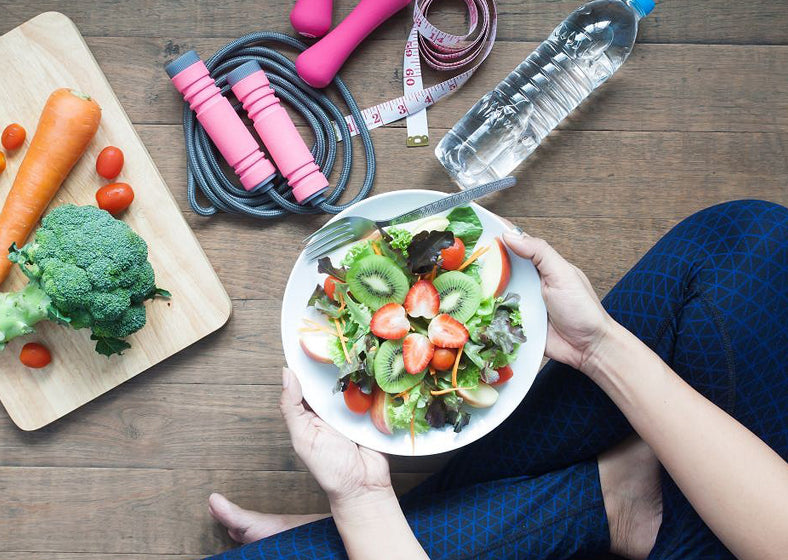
left=502, top=231, right=573, bottom=279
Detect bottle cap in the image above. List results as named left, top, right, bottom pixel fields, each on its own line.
left=630, top=0, right=655, bottom=17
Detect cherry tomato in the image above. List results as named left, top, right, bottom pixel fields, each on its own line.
left=96, top=146, right=125, bottom=179
left=430, top=348, right=457, bottom=371
left=96, top=182, right=135, bottom=215
left=343, top=381, right=373, bottom=414
left=1, top=123, right=26, bottom=151
left=0, top=152, right=5, bottom=174
left=490, top=365, right=514, bottom=386
left=324, top=276, right=338, bottom=300
left=19, top=342, right=52, bottom=368
left=440, top=237, right=466, bottom=270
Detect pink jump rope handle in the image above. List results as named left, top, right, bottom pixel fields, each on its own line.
left=290, top=0, right=334, bottom=38
left=165, top=51, right=276, bottom=192
left=228, top=61, right=329, bottom=205
left=296, top=0, right=412, bottom=89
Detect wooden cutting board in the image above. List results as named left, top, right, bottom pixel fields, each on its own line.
left=0, top=12, right=232, bottom=430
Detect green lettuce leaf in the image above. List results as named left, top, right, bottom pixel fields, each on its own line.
left=385, top=227, right=413, bottom=258
left=340, top=241, right=375, bottom=268
left=446, top=207, right=483, bottom=255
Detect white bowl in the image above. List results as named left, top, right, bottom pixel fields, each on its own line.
left=281, top=190, right=547, bottom=456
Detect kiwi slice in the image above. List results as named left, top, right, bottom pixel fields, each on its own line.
left=433, top=270, right=482, bottom=323
left=374, top=340, right=425, bottom=393
left=346, top=255, right=409, bottom=310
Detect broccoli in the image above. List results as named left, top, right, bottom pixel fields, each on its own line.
left=0, top=204, right=168, bottom=356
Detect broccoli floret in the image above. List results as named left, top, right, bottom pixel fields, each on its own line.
left=0, top=205, right=168, bottom=356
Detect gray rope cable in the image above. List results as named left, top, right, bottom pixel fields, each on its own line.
left=181, top=32, right=376, bottom=218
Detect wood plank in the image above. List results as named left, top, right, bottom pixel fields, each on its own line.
left=0, top=383, right=452, bottom=473
left=138, top=124, right=788, bottom=226
left=90, top=38, right=788, bottom=133
left=0, top=1, right=786, bottom=44
left=0, top=466, right=427, bottom=555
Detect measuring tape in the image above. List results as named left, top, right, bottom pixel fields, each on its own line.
left=340, top=0, right=498, bottom=146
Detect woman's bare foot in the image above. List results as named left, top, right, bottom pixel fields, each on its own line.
left=598, top=436, right=663, bottom=560
left=208, top=493, right=330, bottom=544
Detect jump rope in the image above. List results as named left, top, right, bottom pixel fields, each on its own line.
left=167, top=0, right=497, bottom=220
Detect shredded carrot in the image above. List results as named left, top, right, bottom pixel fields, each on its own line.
left=430, top=386, right=473, bottom=396
left=429, top=367, right=436, bottom=377
left=394, top=380, right=423, bottom=400
left=334, top=319, right=351, bottom=362
left=301, top=319, right=347, bottom=340
left=410, top=411, right=416, bottom=454
left=451, top=344, right=464, bottom=387
left=372, top=242, right=382, bottom=256
left=337, top=291, right=346, bottom=312
left=426, top=266, right=437, bottom=282
left=458, top=245, right=490, bottom=271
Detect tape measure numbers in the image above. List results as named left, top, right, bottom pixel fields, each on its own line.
left=341, top=0, right=498, bottom=146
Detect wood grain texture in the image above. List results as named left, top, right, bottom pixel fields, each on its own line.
left=82, top=38, right=788, bottom=133
left=0, top=13, right=231, bottom=430
left=0, top=2, right=786, bottom=559
left=0, top=1, right=786, bottom=44
left=0, top=466, right=426, bottom=555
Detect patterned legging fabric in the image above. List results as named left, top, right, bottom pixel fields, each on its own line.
left=206, top=200, right=788, bottom=560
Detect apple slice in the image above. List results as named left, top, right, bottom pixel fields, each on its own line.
left=298, top=307, right=335, bottom=364
left=369, top=388, right=394, bottom=435
left=457, top=383, right=499, bottom=408
left=479, top=237, right=512, bottom=298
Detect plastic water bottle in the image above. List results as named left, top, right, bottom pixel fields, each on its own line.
left=435, top=0, right=654, bottom=188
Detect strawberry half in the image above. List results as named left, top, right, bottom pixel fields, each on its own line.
left=428, top=314, right=469, bottom=348
left=370, top=303, right=410, bottom=340
left=402, top=333, right=434, bottom=375
left=404, top=280, right=440, bottom=319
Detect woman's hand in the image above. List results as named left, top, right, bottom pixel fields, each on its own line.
left=280, top=367, right=392, bottom=507
left=502, top=230, right=613, bottom=372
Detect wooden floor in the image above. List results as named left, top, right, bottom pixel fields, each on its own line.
left=1, top=1, right=786, bottom=558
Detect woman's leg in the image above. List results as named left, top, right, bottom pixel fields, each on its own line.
left=204, top=459, right=610, bottom=560
left=420, top=199, right=788, bottom=494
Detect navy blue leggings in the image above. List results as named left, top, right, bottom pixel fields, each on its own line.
left=207, top=200, right=788, bottom=560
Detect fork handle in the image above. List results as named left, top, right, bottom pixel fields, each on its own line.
left=383, top=177, right=517, bottom=227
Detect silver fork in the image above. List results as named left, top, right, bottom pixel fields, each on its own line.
left=303, top=177, right=516, bottom=260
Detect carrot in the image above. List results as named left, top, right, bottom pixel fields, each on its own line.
left=0, top=89, right=101, bottom=284
left=451, top=344, right=464, bottom=387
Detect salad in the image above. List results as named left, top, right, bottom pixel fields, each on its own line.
left=298, top=207, right=526, bottom=442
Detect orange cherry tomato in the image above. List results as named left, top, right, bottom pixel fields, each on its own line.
left=96, top=146, right=125, bottom=179
left=324, top=276, right=338, bottom=300
left=430, top=348, right=457, bottom=371
left=1, top=123, right=26, bottom=151
left=344, top=381, right=373, bottom=414
left=19, top=342, right=52, bottom=368
left=490, top=365, right=514, bottom=386
left=0, top=152, right=5, bottom=174
left=440, top=237, right=466, bottom=270
left=96, top=182, right=134, bottom=215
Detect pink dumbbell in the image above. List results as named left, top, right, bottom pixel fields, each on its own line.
left=296, top=0, right=412, bottom=89
left=227, top=61, right=329, bottom=205
left=290, top=0, right=333, bottom=39
left=165, top=50, right=276, bottom=192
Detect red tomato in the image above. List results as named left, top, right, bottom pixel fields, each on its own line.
left=1, top=123, right=26, bottom=151
left=96, top=182, right=135, bottom=215
left=19, top=342, right=52, bottom=368
left=0, top=152, right=5, bottom=174
left=430, top=348, right=457, bottom=371
left=96, top=146, right=125, bottom=179
left=344, top=381, right=373, bottom=414
left=440, top=237, right=466, bottom=270
left=324, top=276, right=338, bottom=300
left=491, top=365, right=514, bottom=386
